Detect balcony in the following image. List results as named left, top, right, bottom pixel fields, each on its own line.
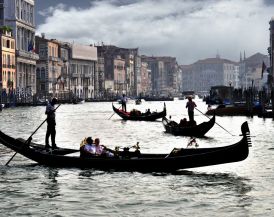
left=71, top=73, right=79, bottom=78
left=83, top=73, right=92, bottom=78
left=16, top=50, right=39, bottom=60
left=49, top=56, right=60, bottom=62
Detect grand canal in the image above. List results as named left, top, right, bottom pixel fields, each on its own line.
left=0, top=99, right=273, bottom=216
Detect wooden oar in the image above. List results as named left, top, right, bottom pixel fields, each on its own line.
left=195, top=107, right=235, bottom=136
left=5, top=104, right=61, bottom=166
left=108, top=104, right=122, bottom=120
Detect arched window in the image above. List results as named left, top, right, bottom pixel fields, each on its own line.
left=36, top=68, right=40, bottom=79
left=41, top=67, right=45, bottom=80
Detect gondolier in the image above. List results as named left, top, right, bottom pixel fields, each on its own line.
left=121, top=94, right=127, bottom=112
left=45, top=97, right=58, bottom=150
left=186, top=97, right=197, bottom=122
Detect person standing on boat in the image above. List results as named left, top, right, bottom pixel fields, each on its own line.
left=45, top=97, right=58, bottom=150
left=186, top=97, right=197, bottom=122
left=121, top=94, right=127, bottom=112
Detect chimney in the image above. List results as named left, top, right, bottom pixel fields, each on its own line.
left=41, top=33, right=45, bottom=39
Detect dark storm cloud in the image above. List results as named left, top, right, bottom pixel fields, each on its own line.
left=264, top=0, right=274, bottom=6
left=35, top=0, right=273, bottom=64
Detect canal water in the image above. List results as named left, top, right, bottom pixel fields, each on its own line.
left=0, top=99, right=273, bottom=216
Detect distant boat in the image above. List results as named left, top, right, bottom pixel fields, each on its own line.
left=143, top=96, right=174, bottom=101
left=162, top=114, right=215, bottom=137
left=135, top=99, right=142, bottom=105
left=72, top=98, right=85, bottom=104
left=206, top=103, right=261, bottom=116
left=112, top=103, right=166, bottom=121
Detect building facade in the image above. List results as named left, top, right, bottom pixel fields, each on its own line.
left=181, top=56, right=238, bottom=93
left=97, top=45, right=139, bottom=97
left=238, top=52, right=269, bottom=89
left=269, top=17, right=274, bottom=86
left=35, top=35, right=64, bottom=99
left=140, top=61, right=151, bottom=95
left=141, top=55, right=178, bottom=96
left=2, top=0, right=39, bottom=99
left=0, top=29, right=16, bottom=98
left=70, top=43, right=97, bottom=99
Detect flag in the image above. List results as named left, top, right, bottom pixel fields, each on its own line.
left=28, top=40, right=35, bottom=52
left=261, top=61, right=266, bottom=79
left=57, top=75, right=64, bottom=84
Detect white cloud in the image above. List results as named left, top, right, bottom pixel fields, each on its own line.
left=36, top=0, right=274, bottom=64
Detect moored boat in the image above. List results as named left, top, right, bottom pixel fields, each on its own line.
left=135, top=98, right=142, bottom=105
left=0, top=122, right=251, bottom=172
left=162, top=114, right=215, bottom=137
left=112, top=103, right=166, bottom=121
left=206, top=103, right=260, bottom=116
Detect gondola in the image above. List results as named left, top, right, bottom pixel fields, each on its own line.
left=162, top=114, right=215, bottom=137
left=135, top=99, right=142, bottom=105
left=112, top=103, right=166, bottom=121
left=0, top=122, right=251, bottom=172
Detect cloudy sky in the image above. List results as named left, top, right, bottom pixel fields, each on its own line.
left=35, top=0, right=274, bottom=65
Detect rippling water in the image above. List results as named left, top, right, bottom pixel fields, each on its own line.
left=0, top=99, right=273, bottom=216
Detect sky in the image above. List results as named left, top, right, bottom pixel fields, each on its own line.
left=35, top=0, right=274, bottom=65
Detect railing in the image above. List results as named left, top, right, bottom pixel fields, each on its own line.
left=16, top=50, right=39, bottom=60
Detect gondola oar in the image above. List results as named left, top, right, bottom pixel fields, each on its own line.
left=108, top=103, right=122, bottom=120
left=195, top=107, right=235, bottom=136
left=5, top=104, right=61, bottom=166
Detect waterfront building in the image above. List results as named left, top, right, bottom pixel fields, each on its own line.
left=141, top=55, right=178, bottom=96
left=0, top=27, right=16, bottom=98
left=96, top=45, right=139, bottom=97
left=35, top=35, right=64, bottom=99
left=238, top=52, right=269, bottom=89
left=36, top=35, right=97, bottom=100
left=181, top=55, right=238, bottom=93
left=140, top=61, right=151, bottom=95
left=96, top=53, right=105, bottom=99
left=58, top=42, right=71, bottom=99
left=1, top=0, right=39, bottom=98
left=113, top=55, right=126, bottom=95
left=269, top=17, right=274, bottom=85
left=70, top=43, right=97, bottom=99
left=135, top=55, right=142, bottom=96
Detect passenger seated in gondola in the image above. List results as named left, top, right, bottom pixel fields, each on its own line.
left=179, top=118, right=187, bottom=127
left=187, top=120, right=197, bottom=126
left=94, top=138, right=114, bottom=157
left=145, top=109, right=151, bottom=115
left=130, top=109, right=141, bottom=116
left=80, top=137, right=95, bottom=157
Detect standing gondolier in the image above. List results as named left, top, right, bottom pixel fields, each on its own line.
left=45, top=97, right=58, bottom=150
left=186, top=97, right=197, bottom=123
left=121, top=94, right=127, bottom=112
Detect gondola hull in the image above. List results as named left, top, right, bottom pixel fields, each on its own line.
left=162, top=114, right=215, bottom=137
left=112, top=103, right=166, bottom=121
left=0, top=122, right=250, bottom=172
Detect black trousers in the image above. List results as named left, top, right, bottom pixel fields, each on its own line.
left=188, top=110, right=194, bottom=122
left=122, top=102, right=126, bottom=112
left=45, top=120, right=56, bottom=148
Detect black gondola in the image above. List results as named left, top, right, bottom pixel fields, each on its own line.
left=112, top=103, right=166, bottom=121
left=162, top=114, right=215, bottom=137
left=0, top=122, right=250, bottom=172
left=135, top=99, right=142, bottom=105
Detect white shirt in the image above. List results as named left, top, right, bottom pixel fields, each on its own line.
left=84, top=144, right=96, bottom=154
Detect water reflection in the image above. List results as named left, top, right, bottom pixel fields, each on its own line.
left=40, top=168, right=60, bottom=199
